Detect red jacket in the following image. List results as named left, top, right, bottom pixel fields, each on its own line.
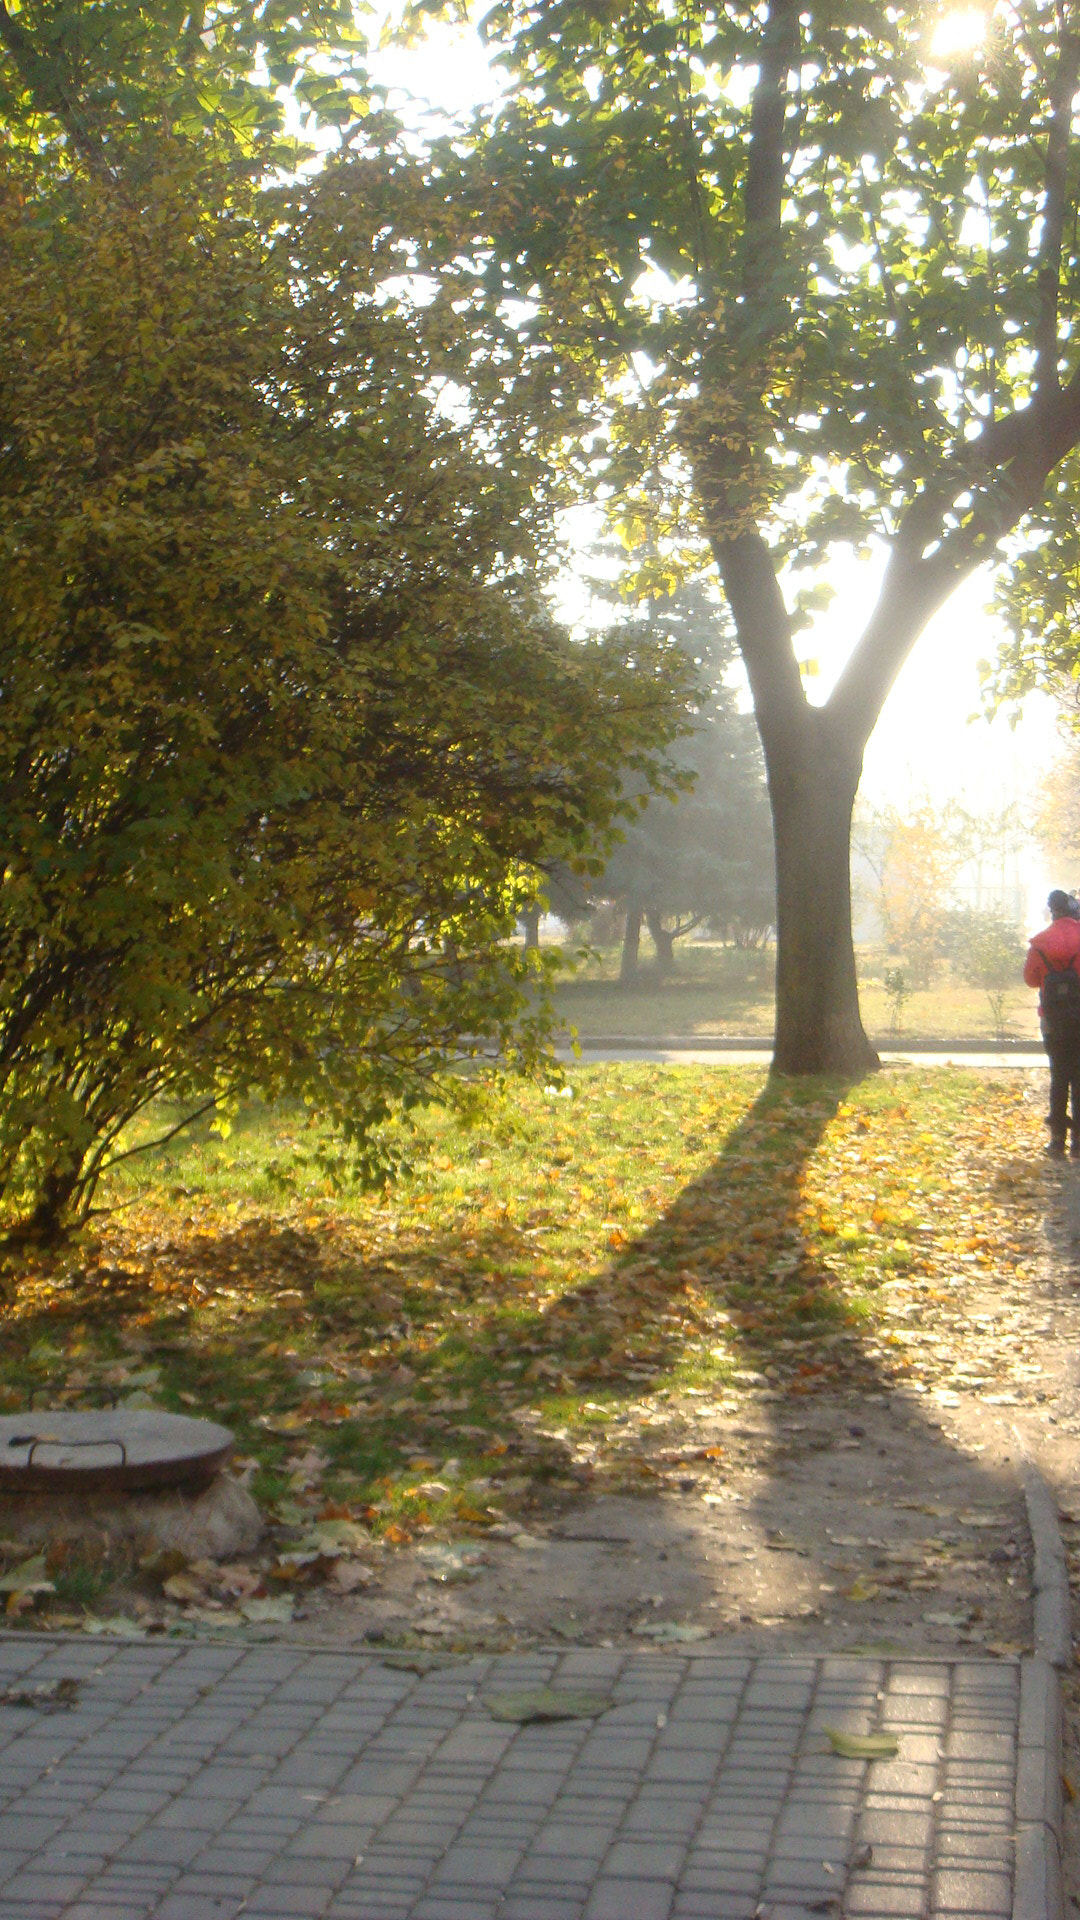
left=1024, top=915, right=1080, bottom=1015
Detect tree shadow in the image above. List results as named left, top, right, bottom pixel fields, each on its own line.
left=417, top=1072, right=1034, bottom=1652
left=0, top=1073, right=1035, bottom=1654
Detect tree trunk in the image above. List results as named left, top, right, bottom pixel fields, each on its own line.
left=645, top=910, right=675, bottom=976
left=712, top=532, right=883, bottom=1079
left=619, top=902, right=643, bottom=986
left=767, top=718, right=878, bottom=1078
left=521, top=903, right=540, bottom=951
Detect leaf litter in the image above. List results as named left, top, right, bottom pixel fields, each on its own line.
left=0, top=1065, right=1064, bottom=1652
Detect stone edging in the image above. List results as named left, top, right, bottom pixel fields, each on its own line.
left=1015, top=1660, right=1065, bottom=1920
left=1013, top=1448, right=1072, bottom=1920
left=1020, top=1455, right=1073, bottom=1671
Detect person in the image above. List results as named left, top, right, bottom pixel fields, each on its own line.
left=1024, top=889, right=1080, bottom=1155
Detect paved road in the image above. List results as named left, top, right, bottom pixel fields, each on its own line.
left=0, top=1634, right=1052, bottom=1919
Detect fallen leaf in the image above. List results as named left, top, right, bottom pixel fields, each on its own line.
left=240, top=1595, right=294, bottom=1625
left=844, top=1578, right=880, bottom=1603
left=0, top=1555, right=54, bottom=1601
left=484, top=1688, right=613, bottom=1723
left=416, top=1542, right=484, bottom=1584
left=632, top=1621, right=711, bottom=1642
left=163, top=1572, right=210, bottom=1605
left=823, top=1727, right=900, bottom=1759
left=327, top=1561, right=375, bottom=1594
left=0, top=1677, right=79, bottom=1711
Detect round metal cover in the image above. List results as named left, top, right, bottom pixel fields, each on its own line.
left=0, top=1410, right=235, bottom=1493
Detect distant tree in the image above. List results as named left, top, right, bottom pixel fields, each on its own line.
left=1035, top=738, right=1080, bottom=880
left=860, top=804, right=963, bottom=988
left=855, top=799, right=1027, bottom=986
left=594, top=584, right=773, bottom=983
left=941, top=910, right=1027, bottom=1039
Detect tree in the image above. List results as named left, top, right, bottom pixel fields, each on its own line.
left=854, top=802, right=964, bottom=988
left=855, top=796, right=1028, bottom=983
left=592, top=583, right=773, bottom=982
left=0, top=0, right=365, bottom=160
left=942, top=910, right=1028, bottom=1040
left=0, top=46, right=688, bottom=1234
left=416, top=0, right=1080, bottom=1073
left=1034, top=737, right=1080, bottom=877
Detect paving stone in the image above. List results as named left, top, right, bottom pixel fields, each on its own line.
left=1, top=1869, right=93, bottom=1900
left=409, top=1900, right=502, bottom=1920
left=585, top=1879, right=675, bottom=1920
left=233, top=1886, right=335, bottom=1916
left=605, top=1840, right=686, bottom=1880
left=671, top=1898, right=758, bottom=1920
left=154, top=1899, right=243, bottom=1920
left=431, top=1842, right=525, bottom=1887
left=0, top=1642, right=1048, bottom=1919
left=931, top=1867, right=1013, bottom=1911
left=498, top=1900, right=586, bottom=1920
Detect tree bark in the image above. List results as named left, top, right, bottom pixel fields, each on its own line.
left=521, top=903, right=540, bottom=951
left=619, top=902, right=643, bottom=986
left=645, top=910, right=675, bottom=975
left=766, top=713, right=877, bottom=1077
left=711, top=533, right=879, bottom=1078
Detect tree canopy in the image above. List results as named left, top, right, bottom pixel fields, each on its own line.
left=0, top=10, right=689, bottom=1236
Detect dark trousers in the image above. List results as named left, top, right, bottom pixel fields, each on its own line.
left=1045, top=1030, right=1080, bottom=1142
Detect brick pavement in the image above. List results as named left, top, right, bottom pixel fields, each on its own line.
left=0, top=1636, right=1035, bottom=1919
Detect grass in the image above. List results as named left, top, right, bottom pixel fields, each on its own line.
left=553, top=940, right=1040, bottom=1041
left=0, top=1063, right=1049, bottom=1574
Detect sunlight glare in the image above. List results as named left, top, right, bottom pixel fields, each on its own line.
left=930, top=9, right=987, bottom=60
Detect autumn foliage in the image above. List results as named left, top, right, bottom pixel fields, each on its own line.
left=0, top=130, right=686, bottom=1237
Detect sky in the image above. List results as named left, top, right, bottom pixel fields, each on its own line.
left=367, top=12, right=1069, bottom=924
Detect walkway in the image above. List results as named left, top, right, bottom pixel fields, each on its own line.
left=561, top=1040, right=1044, bottom=1070
left=0, top=1633, right=1059, bottom=1919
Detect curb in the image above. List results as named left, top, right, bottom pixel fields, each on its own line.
left=1015, top=1660, right=1065, bottom=1920
left=567, top=1033, right=1045, bottom=1055
left=1020, top=1454, right=1073, bottom=1670
left=1013, top=1454, right=1071, bottom=1920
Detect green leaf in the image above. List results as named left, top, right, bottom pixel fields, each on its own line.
left=0, top=1554, right=54, bottom=1596
left=484, top=1688, right=614, bottom=1723
left=823, top=1727, right=900, bottom=1760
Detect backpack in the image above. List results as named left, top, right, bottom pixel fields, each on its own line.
left=1037, top=946, right=1080, bottom=1033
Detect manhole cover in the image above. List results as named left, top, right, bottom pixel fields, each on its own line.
left=0, top=1410, right=235, bottom=1493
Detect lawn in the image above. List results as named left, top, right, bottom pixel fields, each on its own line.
left=0, top=1061, right=1049, bottom=1625
left=553, top=940, right=1041, bottom=1042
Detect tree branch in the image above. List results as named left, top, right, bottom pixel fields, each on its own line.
left=711, top=528, right=806, bottom=747
left=830, top=357, right=1080, bottom=741
left=742, top=0, right=800, bottom=258
left=1034, top=22, right=1080, bottom=394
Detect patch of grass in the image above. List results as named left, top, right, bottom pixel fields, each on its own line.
left=0, top=1065, right=1049, bottom=1542
left=553, top=940, right=1039, bottom=1041
left=42, top=1536, right=138, bottom=1613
